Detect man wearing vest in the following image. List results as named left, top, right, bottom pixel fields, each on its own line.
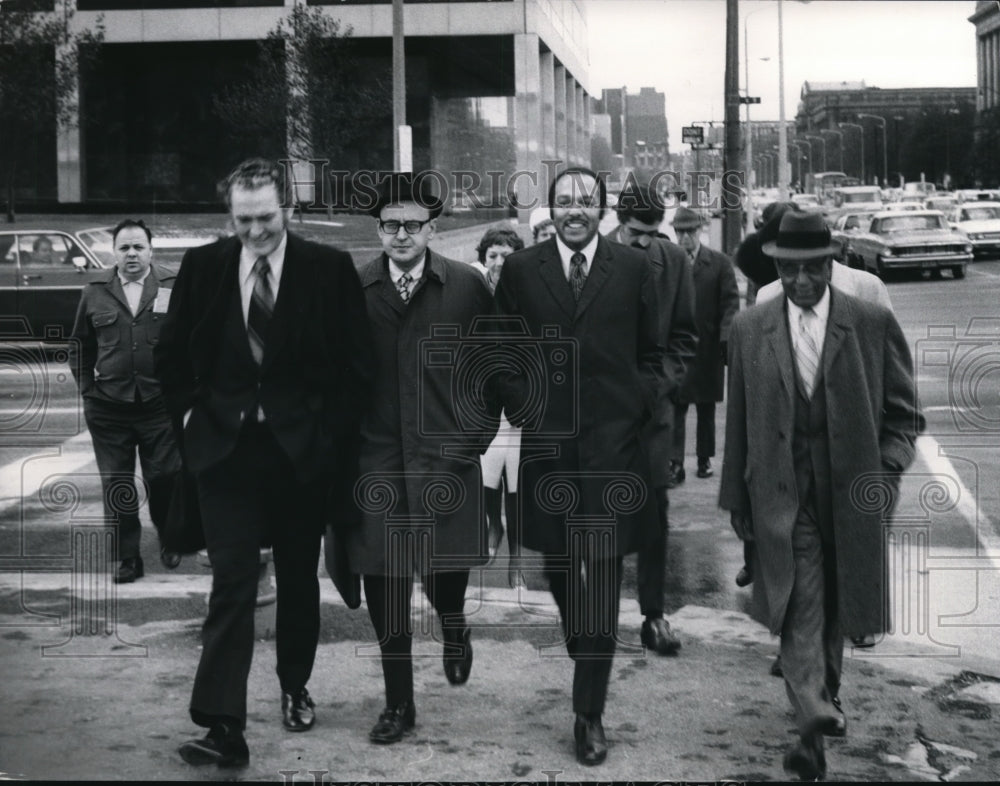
left=155, top=159, right=372, bottom=768
left=70, top=218, right=183, bottom=583
left=719, top=211, right=924, bottom=780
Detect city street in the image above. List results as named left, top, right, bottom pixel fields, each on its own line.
left=1, top=238, right=999, bottom=780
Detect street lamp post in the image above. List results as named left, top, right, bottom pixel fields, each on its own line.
left=820, top=128, right=843, bottom=171
left=857, top=113, right=887, bottom=187
left=806, top=134, right=826, bottom=171
left=838, top=121, right=864, bottom=183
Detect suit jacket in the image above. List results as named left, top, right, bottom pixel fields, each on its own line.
left=346, top=249, right=499, bottom=577
left=154, top=233, right=372, bottom=499
left=679, top=244, right=740, bottom=404
left=605, top=228, right=697, bottom=489
left=493, top=236, right=664, bottom=557
left=719, top=289, right=924, bottom=636
left=70, top=265, right=176, bottom=403
left=756, top=261, right=893, bottom=311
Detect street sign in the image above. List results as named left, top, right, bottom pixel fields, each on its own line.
left=682, top=126, right=704, bottom=145
left=739, top=96, right=761, bottom=105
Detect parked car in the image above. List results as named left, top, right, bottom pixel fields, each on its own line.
left=829, top=211, right=877, bottom=268
left=791, top=193, right=823, bottom=213
left=955, top=188, right=1000, bottom=203
left=924, top=195, right=958, bottom=213
left=0, top=227, right=214, bottom=340
left=946, top=201, right=1000, bottom=259
left=824, top=185, right=883, bottom=226
left=848, top=210, right=972, bottom=279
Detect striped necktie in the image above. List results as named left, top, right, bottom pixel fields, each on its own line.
left=247, top=256, right=274, bottom=366
left=796, top=307, right=820, bottom=397
left=569, top=252, right=587, bottom=301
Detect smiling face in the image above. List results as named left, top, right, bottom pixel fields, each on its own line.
left=113, top=226, right=152, bottom=282
left=229, top=183, right=289, bottom=259
left=776, top=255, right=833, bottom=309
left=483, top=243, right=515, bottom=280
left=551, top=172, right=604, bottom=251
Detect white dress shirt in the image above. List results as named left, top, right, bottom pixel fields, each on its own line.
left=117, top=269, right=150, bottom=316
left=555, top=234, right=598, bottom=280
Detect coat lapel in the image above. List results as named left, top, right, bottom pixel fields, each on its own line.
left=103, top=270, right=131, bottom=313
left=194, top=238, right=242, bottom=342
left=364, top=253, right=407, bottom=316
left=538, top=244, right=576, bottom=320
left=135, top=270, right=158, bottom=315
left=574, top=237, right=612, bottom=320
left=765, top=299, right=796, bottom=402
left=261, top=234, right=308, bottom=371
left=821, top=288, right=850, bottom=384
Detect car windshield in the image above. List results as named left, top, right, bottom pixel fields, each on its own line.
left=843, top=191, right=880, bottom=203
left=877, top=215, right=946, bottom=232
left=961, top=207, right=1000, bottom=221
left=77, top=229, right=115, bottom=267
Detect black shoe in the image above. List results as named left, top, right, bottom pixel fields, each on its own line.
left=574, top=714, right=608, bottom=766
left=735, top=564, right=753, bottom=587
left=666, top=462, right=685, bottom=489
left=783, top=735, right=826, bottom=781
left=282, top=688, right=316, bottom=732
left=179, top=723, right=249, bottom=768
left=160, top=547, right=182, bottom=570
left=696, top=458, right=713, bottom=478
left=641, top=617, right=681, bottom=655
left=368, top=701, right=416, bottom=744
left=770, top=654, right=783, bottom=678
left=113, top=557, right=144, bottom=584
left=443, top=626, right=473, bottom=685
left=851, top=633, right=876, bottom=648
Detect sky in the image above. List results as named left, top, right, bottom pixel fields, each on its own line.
left=584, top=0, right=980, bottom=146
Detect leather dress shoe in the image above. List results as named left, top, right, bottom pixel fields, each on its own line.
left=369, top=701, right=416, bottom=744
left=696, top=458, right=713, bottom=478
left=282, top=688, right=316, bottom=732
left=179, top=723, right=249, bottom=768
left=666, top=462, right=685, bottom=489
left=113, top=556, right=144, bottom=584
left=574, top=714, right=608, bottom=766
left=443, top=626, right=473, bottom=685
left=641, top=617, right=681, bottom=655
left=770, top=654, right=783, bottom=678
left=783, top=735, right=826, bottom=781
left=160, top=547, right=182, bottom=570
left=851, top=633, right=876, bottom=648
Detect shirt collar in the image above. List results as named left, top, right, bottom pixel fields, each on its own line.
left=240, top=232, right=288, bottom=287
left=555, top=234, right=599, bottom=272
left=117, top=268, right=150, bottom=288
left=388, top=254, right=426, bottom=285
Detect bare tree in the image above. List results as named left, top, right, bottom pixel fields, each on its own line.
left=0, top=0, right=103, bottom=221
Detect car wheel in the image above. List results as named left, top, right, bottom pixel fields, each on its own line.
left=874, top=256, right=885, bottom=279
left=952, top=264, right=966, bottom=279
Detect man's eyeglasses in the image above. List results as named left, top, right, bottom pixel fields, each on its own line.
left=379, top=219, right=432, bottom=235
left=775, top=258, right=829, bottom=277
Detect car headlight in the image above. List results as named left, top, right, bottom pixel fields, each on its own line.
left=967, top=232, right=982, bottom=240
left=882, top=247, right=894, bottom=257
left=964, top=244, right=973, bottom=254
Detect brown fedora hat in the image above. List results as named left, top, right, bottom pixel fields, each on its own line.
left=671, top=206, right=705, bottom=230
left=761, top=210, right=838, bottom=259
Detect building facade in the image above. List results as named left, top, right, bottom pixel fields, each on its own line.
left=42, top=0, right=594, bottom=209
left=595, top=86, right=669, bottom=172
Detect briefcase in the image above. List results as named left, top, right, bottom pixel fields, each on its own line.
left=162, top=469, right=205, bottom=554
left=324, top=524, right=361, bottom=609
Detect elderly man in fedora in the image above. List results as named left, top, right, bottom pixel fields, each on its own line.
left=719, top=210, right=923, bottom=780
left=668, top=206, right=739, bottom=486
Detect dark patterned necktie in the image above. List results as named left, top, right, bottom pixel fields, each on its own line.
left=569, top=252, right=587, bottom=301
left=247, top=256, right=274, bottom=366
left=397, top=271, right=413, bottom=304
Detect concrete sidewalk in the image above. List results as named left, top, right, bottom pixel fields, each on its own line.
left=1, top=572, right=998, bottom=782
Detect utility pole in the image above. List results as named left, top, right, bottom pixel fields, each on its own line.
left=723, top=0, right=742, bottom=253
left=392, top=0, right=410, bottom=171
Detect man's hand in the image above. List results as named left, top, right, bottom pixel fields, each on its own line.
left=730, top=509, right=754, bottom=541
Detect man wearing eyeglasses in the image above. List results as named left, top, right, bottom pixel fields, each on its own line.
left=719, top=210, right=923, bottom=780
left=604, top=182, right=697, bottom=658
left=347, top=173, right=498, bottom=746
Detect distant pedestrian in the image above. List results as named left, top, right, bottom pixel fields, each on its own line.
left=604, top=181, right=697, bottom=656
left=156, top=158, right=372, bottom=768
left=668, top=207, right=739, bottom=485
left=473, top=225, right=526, bottom=588
left=348, top=173, right=498, bottom=746
left=734, top=201, right=797, bottom=304
left=69, top=218, right=182, bottom=584
left=719, top=211, right=923, bottom=780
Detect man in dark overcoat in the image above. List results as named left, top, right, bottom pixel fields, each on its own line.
left=669, top=206, right=740, bottom=484
left=155, top=159, right=372, bottom=767
left=719, top=211, right=924, bottom=780
left=347, top=174, right=498, bottom=745
left=604, top=183, right=697, bottom=655
left=494, top=167, right=664, bottom=767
